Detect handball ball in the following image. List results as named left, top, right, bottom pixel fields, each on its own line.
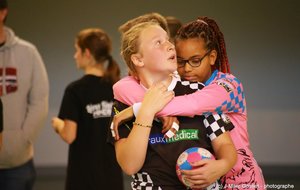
left=176, top=147, right=215, bottom=189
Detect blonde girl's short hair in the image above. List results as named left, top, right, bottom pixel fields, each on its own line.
left=120, top=21, right=160, bottom=75
left=119, top=12, right=169, bottom=35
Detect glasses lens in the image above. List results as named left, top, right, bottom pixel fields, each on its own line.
left=177, top=59, right=186, bottom=68
left=189, top=58, right=202, bottom=67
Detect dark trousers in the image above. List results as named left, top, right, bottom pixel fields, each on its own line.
left=0, top=159, right=36, bottom=190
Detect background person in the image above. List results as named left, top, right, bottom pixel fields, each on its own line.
left=165, top=16, right=182, bottom=42
left=52, top=28, right=123, bottom=190
left=0, top=0, right=49, bottom=189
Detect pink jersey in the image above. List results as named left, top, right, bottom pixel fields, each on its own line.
left=113, top=70, right=266, bottom=189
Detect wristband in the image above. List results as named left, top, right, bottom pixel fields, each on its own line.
left=133, top=122, right=152, bottom=128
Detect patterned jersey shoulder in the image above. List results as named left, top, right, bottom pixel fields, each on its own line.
left=174, top=79, right=205, bottom=96
left=211, top=72, right=246, bottom=114
left=213, top=72, right=243, bottom=93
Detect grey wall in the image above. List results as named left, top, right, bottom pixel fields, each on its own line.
left=6, top=0, right=300, bottom=166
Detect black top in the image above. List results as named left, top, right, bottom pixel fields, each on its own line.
left=109, top=78, right=234, bottom=190
left=59, top=75, right=123, bottom=190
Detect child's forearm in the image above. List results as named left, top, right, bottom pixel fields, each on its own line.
left=114, top=77, right=242, bottom=117
left=132, top=84, right=230, bottom=117
left=53, top=119, right=77, bottom=145
left=212, top=135, right=237, bottom=176
left=157, top=84, right=231, bottom=116
left=113, top=76, right=145, bottom=105
left=115, top=82, right=174, bottom=174
left=115, top=106, right=155, bottom=175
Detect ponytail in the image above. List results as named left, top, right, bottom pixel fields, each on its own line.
left=104, top=56, right=120, bottom=84
left=76, top=28, right=121, bottom=83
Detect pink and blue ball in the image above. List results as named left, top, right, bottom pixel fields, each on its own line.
left=177, top=147, right=214, bottom=170
left=176, top=147, right=215, bottom=188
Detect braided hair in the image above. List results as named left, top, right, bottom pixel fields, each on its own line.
left=175, top=17, right=230, bottom=73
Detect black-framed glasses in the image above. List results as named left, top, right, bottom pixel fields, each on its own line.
left=177, top=51, right=211, bottom=68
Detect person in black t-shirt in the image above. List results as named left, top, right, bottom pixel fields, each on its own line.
left=52, top=28, right=123, bottom=190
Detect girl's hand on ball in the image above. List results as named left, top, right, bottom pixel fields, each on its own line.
left=182, top=159, right=223, bottom=189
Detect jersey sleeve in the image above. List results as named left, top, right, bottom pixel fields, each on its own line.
left=157, top=83, right=231, bottom=116
left=113, top=74, right=246, bottom=117
left=156, top=76, right=246, bottom=117
left=203, top=113, right=234, bottom=141
left=58, top=86, right=80, bottom=123
left=113, top=76, right=145, bottom=105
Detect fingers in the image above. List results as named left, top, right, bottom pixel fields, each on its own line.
left=111, top=106, right=134, bottom=140
left=110, top=122, right=116, bottom=137
left=161, top=126, right=169, bottom=133
left=153, top=82, right=168, bottom=91
left=160, top=117, right=172, bottom=133
left=160, top=116, right=179, bottom=136
left=164, top=90, right=175, bottom=101
left=152, top=82, right=173, bottom=98
left=51, top=117, right=58, bottom=126
left=185, top=176, right=213, bottom=189
left=164, top=122, right=179, bottom=138
left=52, top=117, right=63, bottom=128
left=180, top=160, right=208, bottom=176
left=51, top=117, right=64, bottom=134
left=112, top=117, right=120, bottom=140
left=156, top=84, right=174, bottom=101
left=143, top=83, right=174, bottom=113
left=181, top=173, right=211, bottom=189
left=180, top=170, right=211, bottom=189
left=190, top=159, right=209, bottom=167
left=179, top=160, right=216, bottom=188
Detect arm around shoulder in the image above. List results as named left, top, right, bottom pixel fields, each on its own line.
left=113, top=76, right=145, bottom=105
left=181, top=132, right=237, bottom=189
left=114, top=107, right=154, bottom=175
left=211, top=132, right=237, bottom=176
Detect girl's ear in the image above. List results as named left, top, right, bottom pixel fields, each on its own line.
left=0, top=9, right=8, bottom=22
left=83, top=48, right=91, bottom=59
left=131, top=53, right=144, bottom=67
left=208, top=49, right=217, bottom=66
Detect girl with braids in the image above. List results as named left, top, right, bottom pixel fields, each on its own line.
left=52, top=28, right=123, bottom=190
left=112, top=17, right=265, bottom=189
